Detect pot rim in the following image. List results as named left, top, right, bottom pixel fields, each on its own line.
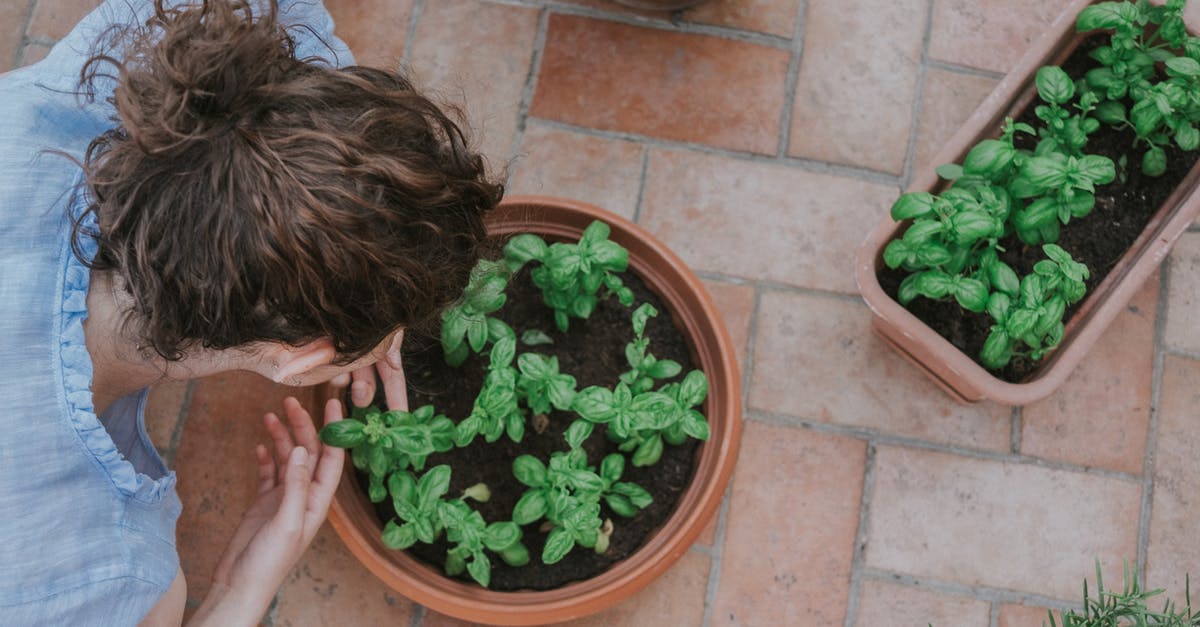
left=854, top=0, right=1200, bottom=405
left=320, top=195, right=743, bottom=624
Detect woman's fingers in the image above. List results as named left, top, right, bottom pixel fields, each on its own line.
left=262, top=412, right=295, bottom=465
left=375, top=358, right=409, bottom=412
left=349, top=367, right=376, bottom=408
left=282, top=397, right=321, bottom=463
left=272, top=447, right=311, bottom=541
left=255, top=444, right=275, bottom=495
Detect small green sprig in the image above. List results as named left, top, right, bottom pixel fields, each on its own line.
left=503, top=221, right=634, bottom=332
left=516, top=353, right=577, bottom=417
left=321, top=405, right=455, bottom=502
left=1047, top=560, right=1198, bottom=626
left=454, top=336, right=525, bottom=447
left=620, top=303, right=683, bottom=394
left=441, top=260, right=516, bottom=367
left=381, top=465, right=529, bottom=588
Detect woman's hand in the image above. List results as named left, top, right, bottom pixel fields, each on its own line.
left=188, top=397, right=345, bottom=626
left=334, top=331, right=409, bottom=412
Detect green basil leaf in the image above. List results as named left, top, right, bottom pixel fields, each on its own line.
left=1022, top=155, right=1070, bottom=189
left=600, top=454, right=625, bottom=483
left=517, top=353, right=553, bottom=380
left=1177, top=125, right=1200, bottom=151
left=897, top=274, right=920, bottom=305
left=647, top=359, right=682, bottom=380
left=949, top=278, right=986, bottom=313
left=1007, top=308, right=1038, bottom=340
left=936, top=163, right=964, bottom=180
left=912, top=271, right=955, bottom=299
left=963, top=139, right=1016, bottom=178
left=1166, top=56, right=1200, bottom=78
left=382, top=520, right=418, bottom=550
left=1036, top=66, right=1075, bottom=105
left=890, top=192, right=937, bottom=221
left=677, top=370, right=708, bottom=408
left=605, top=493, right=637, bottom=518
left=505, top=411, right=525, bottom=443
left=1076, top=2, right=1138, bottom=32
left=564, top=420, right=594, bottom=450
left=571, top=294, right=597, bottom=319
left=466, top=553, right=491, bottom=588
left=1015, top=197, right=1058, bottom=232
left=883, top=239, right=914, bottom=270
left=590, top=240, right=629, bottom=272
left=319, top=420, right=366, bottom=448
left=504, top=233, right=548, bottom=267
left=988, top=261, right=1021, bottom=297
left=542, top=527, right=576, bottom=565
left=631, top=303, right=657, bottom=337
left=484, top=521, right=522, bottom=552
left=489, top=336, right=517, bottom=370
left=467, top=315, right=489, bottom=353
left=500, top=543, right=530, bottom=567
left=1035, top=295, right=1067, bottom=337
left=987, top=292, right=1012, bottom=324
left=512, top=455, right=547, bottom=488
left=512, top=490, right=547, bottom=525
left=1075, top=155, right=1116, bottom=185
left=548, top=376, right=576, bottom=410
left=903, top=219, right=944, bottom=244
left=681, top=409, right=710, bottom=441
left=444, top=550, right=466, bottom=577
left=951, top=211, right=998, bottom=245
left=441, top=308, right=468, bottom=353
left=368, top=472, right=388, bottom=503
left=417, top=465, right=452, bottom=508
left=444, top=342, right=469, bottom=368
left=388, top=471, right=417, bottom=506
left=980, top=327, right=1014, bottom=370
left=613, top=482, right=654, bottom=508
left=581, top=220, right=611, bottom=245
left=1142, top=146, right=1167, bottom=177
left=1131, top=99, right=1163, bottom=138
left=572, top=386, right=617, bottom=423
left=631, top=434, right=665, bottom=467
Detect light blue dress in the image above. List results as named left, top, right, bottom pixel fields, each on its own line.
left=0, top=2, right=352, bottom=623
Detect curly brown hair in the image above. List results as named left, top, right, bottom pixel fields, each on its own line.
left=73, top=0, right=502, bottom=363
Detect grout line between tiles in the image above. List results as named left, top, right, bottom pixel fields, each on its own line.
left=700, top=485, right=733, bottom=627
left=775, top=0, right=809, bottom=158
left=925, top=58, right=1007, bottom=81
left=166, top=379, right=197, bottom=467
left=411, top=603, right=426, bottom=627
left=262, top=592, right=281, bottom=626
left=506, top=7, right=550, bottom=184
left=399, top=0, right=426, bottom=72
left=631, top=147, right=650, bottom=224
left=988, top=601, right=1000, bottom=627
left=525, top=116, right=903, bottom=187
left=745, top=410, right=1144, bottom=484
left=1009, top=406, right=1022, bottom=455
left=859, top=569, right=1081, bottom=616
left=485, top=0, right=792, bottom=50
left=23, top=35, right=54, bottom=47
left=1138, top=256, right=1172, bottom=582
left=899, top=0, right=936, bottom=189
left=1163, top=346, right=1200, bottom=362
left=841, top=443, right=876, bottom=627
left=14, top=0, right=40, bottom=69
left=1187, top=223, right=1199, bottom=232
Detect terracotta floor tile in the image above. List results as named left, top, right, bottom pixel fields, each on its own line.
left=174, top=372, right=314, bottom=605
left=750, top=291, right=1012, bottom=451
left=866, top=446, right=1142, bottom=601
left=639, top=149, right=896, bottom=293
left=700, top=279, right=755, bottom=370
left=27, top=0, right=101, bottom=41
left=531, top=15, right=789, bottom=155
left=788, top=0, right=925, bottom=174
left=912, top=67, right=998, bottom=177
left=1146, top=355, right=1200, bottom=595
left=1165, top=232, right=1200, bottom=353
left=324, top=0, right=412, bottom=70
left=999, top=603, right=1057, bottom=627
left=712, top=421, right=865, bottom=626
left=1020, top=272, right=1159, bottom=475
left=274, top=524, right=415, bottom=626
left=1, top=0, right=27, bottom=73
left=928, top=0, right=1075, bottom=74
left=145, top=380, right=191, bottom=463
left=421, top=610, right=484, bottom=627
left=406, top=0, right=539, bottom=169
left=19, top=42, right=53, bottom=67
left=854, top=579, right=989, bottom=627
left=553, top=550, right=711, bottom=626
left=509, top=122, right=645, bottom=220
left=685, top=0, right=800, bottom=38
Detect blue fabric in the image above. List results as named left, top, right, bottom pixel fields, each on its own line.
left=0, top=2, right=352, bottom=624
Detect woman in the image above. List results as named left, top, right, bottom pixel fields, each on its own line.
left=0, top=0, right=501, bottom=623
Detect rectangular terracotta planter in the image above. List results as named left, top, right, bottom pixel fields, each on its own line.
left=855, top=0, right=1200, bottom=405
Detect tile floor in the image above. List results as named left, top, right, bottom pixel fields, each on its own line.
left=5, top=0, right=1200, bottom=625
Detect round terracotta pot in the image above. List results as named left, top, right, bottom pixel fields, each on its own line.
left=315, top=195, right=742, bottom=625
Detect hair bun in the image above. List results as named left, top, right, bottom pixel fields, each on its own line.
left=104, top=0, right=298, bottom=154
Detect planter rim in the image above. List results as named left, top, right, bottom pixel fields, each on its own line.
left=321, top=195, right=743, bottom=624
left=854, top=0, right=1200, bottom=405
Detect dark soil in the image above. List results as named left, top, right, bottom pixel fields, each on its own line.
left=356, top=262, right=700, bottom=592
left=878, top=35, right=1198, bottom=382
